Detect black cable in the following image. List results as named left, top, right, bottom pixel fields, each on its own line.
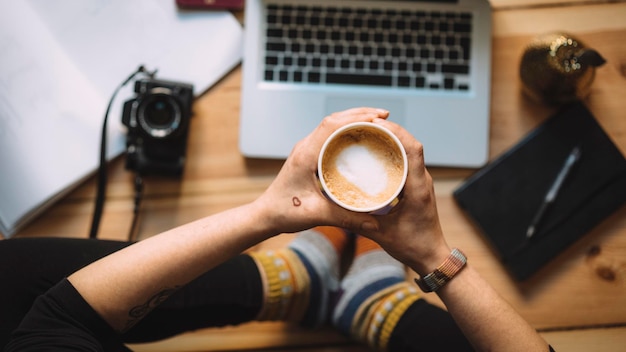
left=89, top=65, right=155, bottom=239
left=127, top=174, right=144, bottom=242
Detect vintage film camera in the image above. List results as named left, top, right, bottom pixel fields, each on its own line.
left=122, top=78, right=194, bottom=176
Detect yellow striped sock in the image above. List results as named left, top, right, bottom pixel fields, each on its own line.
left=351, top=282, right=408, bottom=340
left=374, top=285, right=420, bottom=352
left=249, top=249, right=310, bottom=322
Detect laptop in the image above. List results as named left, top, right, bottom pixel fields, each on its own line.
left=240, top=0, right=492, bottom=168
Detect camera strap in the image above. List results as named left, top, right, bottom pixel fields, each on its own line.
left=89, top=65, right=157, bottom=239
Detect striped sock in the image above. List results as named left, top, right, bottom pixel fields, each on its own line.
left=332, top=236, right=421, bottom=352
left=249, top=226, right=348, bottom=327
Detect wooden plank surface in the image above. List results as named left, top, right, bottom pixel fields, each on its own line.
left=7, top=1, right=626, bottom=351
left=128, top=325, right=626, bottom=352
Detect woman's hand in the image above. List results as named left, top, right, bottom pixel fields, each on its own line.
left=254, top=107, right=389, bottom=235
left=356, top=118, right=451, bottom=275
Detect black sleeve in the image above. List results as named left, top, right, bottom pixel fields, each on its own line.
left=5, top=279, right=130, bottom=352
left=388, top=298, right=475, bottom=351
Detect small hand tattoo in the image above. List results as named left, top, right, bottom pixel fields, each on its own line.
left=292, top=196, right=301, bottom=207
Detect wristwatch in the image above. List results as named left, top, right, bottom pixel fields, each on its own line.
left=414, top=248, right=467, bottom=293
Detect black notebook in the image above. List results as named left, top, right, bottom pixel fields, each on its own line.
left=453, top=102, right=626, bottom=281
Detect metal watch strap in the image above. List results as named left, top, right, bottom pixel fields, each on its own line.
left=414, top=248, right=467, bottom=293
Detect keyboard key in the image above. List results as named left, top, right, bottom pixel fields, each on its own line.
left=454, top=22, right=472, bottom=33
left=444, top=77, right=455, bottom=90
left=398, top=76, right=411, bottom=87
left=266, top=42, right=286, bottom=52
left=308, top=72, right=321, bottom=83
left=267, top=28, right=282, bottom=38
left=326, top=73, right=392, bottom=86
left=460, top=37, right=471, bottom=60
left=442, top=64, right=469, bottom=74
left=265, top=56, right=278, bottom=66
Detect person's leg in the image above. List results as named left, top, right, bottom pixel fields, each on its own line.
left=128, top=226, right=350, bottom=341
left=248, top=226, right=350, bottom=327
left=0, top=238, right=264, bottom=345
left=332, top=236, right=473, bottom=352
left=0, top=237, right=130, bottom=348
left=128, top=226, right=351, bottom=341
left=1, top=228, right=351, bottom=346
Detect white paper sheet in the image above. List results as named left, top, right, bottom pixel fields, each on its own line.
left=0, top=0, right=243, bottom=237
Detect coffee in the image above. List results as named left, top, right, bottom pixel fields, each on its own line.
left=318, top=123, right=407, bottom=212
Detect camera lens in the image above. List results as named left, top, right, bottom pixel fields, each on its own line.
left=146, top=99, right=174, bottom=126
left=137, top=94, right=182, bottom=138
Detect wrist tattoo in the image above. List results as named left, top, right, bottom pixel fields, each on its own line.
left=292, top=196, right=301, bottom=206
left=123, top=286, right=180, bottom=332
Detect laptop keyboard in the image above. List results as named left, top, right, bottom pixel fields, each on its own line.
left=263, top=4, right=473, bottom=91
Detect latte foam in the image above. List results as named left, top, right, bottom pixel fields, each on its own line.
left=320, top=125, right=405, bottom=210
left=335, top=144, right=388, bottom=196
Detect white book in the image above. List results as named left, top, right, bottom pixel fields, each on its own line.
left=0, top=0, right=243, bottom=238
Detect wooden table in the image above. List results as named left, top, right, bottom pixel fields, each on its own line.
left=11, top=0, right=626, bottom=351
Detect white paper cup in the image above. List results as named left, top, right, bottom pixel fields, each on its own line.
left=317, top=122, right=408, bottom=214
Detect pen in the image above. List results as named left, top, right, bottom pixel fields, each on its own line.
left=525, top=145, right=582, bottom=239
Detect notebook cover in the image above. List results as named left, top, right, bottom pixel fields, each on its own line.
left=453, top=101, right=626, bottom=281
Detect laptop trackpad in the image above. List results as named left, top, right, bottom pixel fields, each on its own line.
left=325, top=97, right=406, bottom=126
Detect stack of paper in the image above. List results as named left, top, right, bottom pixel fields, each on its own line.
left=0, top=0, right=243, bottom=237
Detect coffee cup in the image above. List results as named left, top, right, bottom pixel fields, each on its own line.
left=317, top=122, right=408, bottom=214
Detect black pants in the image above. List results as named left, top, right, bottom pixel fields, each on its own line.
left=0, top=237, right=262, bottom=349
left=0, top=237, right=472, bottom=351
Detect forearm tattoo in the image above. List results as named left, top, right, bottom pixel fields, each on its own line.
left=123, top=286, right=181, bottom=332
